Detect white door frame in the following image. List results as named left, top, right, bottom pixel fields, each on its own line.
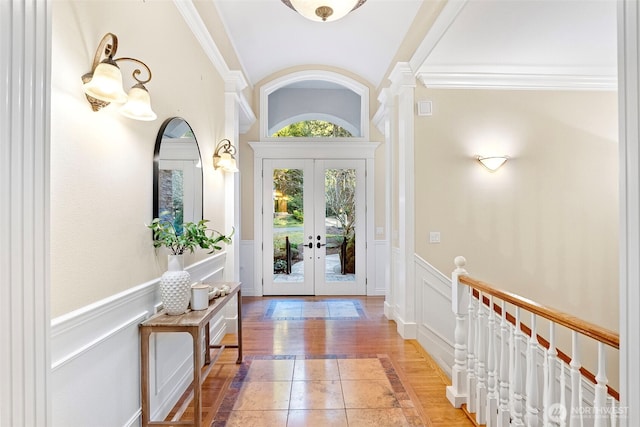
left=250, top=141, right=379, bottom=297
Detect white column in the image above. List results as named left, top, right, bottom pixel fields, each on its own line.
left=0, top=1, right=52, bottom=426
left=618, top=1, right=640, bottom=424
left=221, top=73, right=245, bottom=331
left=374, top=88, right=394, bottom=318
left=388, top=62, right=417, bottom=338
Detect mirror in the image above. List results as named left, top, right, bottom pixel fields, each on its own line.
left=153, top=117, right=203, bottom=233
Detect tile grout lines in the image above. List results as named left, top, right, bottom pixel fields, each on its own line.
left=211, top=354, right=425, bottom=427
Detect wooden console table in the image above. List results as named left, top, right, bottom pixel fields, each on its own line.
left=139, top=282, right=242, bottom=427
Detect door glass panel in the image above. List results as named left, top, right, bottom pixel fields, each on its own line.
left=324, top=168, right=356, bottom=282
left=273, top=168, right=305, bottom=283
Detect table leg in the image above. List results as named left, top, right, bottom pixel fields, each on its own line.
left=140, top=328, right=151, bottom=427
left=236, top=289, right=243, bottom=364
left=204, top=322, right=211, bottom=365
left=190, top=327, right=202, bottom=427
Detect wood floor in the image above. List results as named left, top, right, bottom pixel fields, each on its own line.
left=166, top=296, right=473, bottom=426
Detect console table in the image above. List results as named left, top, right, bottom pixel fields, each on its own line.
left=139, top=282, right=242, bottom=427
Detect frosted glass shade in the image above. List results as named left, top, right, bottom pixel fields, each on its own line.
left=82, top=60, right=128, bottom=104
left=120, top=84, right=157, bottom=121
left=477, top=156, right=508, bottom=172
left=289, top=0, right=360, bottom=22
left=217, top=152, right=238, bottom=173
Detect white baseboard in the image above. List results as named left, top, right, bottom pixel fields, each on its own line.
left=51, top=253, right=231, bottom=427
left=394, top=313, right=417, bottom=339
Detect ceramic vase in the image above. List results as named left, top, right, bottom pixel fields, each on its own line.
left=160, top=254, right=191, bottom=315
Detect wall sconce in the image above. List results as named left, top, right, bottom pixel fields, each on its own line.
left=213, top=139, right=239, bottom=173
left=477, top=155, right=508, bottom=172
left=81, top=33, right=157, bottom=121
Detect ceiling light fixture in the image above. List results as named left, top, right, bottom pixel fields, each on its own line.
left=281, top=0, right=367, bottom=22
left=81, top=33, right=157, bottom=121
left=213, top=139, right=239, bottom=173
left=477, top=155, right=509, bottom=172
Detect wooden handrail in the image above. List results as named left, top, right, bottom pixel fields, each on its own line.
left=459, top=275, right=619, bottom=349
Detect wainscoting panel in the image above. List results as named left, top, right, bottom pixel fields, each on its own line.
left=371, top=240, right=388, bottom=296
left=239, top=240, right=258, bottom=296
left=51, top=253, right=231, bottom=427
left=414, top=255, right=455, bottom=377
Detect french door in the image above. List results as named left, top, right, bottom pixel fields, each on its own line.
left=262, top=159, right=366, bottom=295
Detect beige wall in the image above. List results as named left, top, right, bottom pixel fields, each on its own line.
left=51, top=0, right=231, bottom=317
left=414, top=87, right=619, bottom=332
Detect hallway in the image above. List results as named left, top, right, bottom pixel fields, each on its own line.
left=166, top=296, right=473, bottom=426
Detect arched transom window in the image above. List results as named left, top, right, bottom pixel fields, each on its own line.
left=261, top=71, right=369, bottom=140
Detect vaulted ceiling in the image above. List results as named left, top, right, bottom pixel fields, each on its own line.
left=213, top=0, right=617, bottom=91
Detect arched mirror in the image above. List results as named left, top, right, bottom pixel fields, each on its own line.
left=153, top=117, right=203, bottom=233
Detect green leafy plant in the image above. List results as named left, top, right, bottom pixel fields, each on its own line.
left=147, top=218, right=234, bottom=255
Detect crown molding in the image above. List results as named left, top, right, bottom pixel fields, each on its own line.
left=417, top=65, right=617, bottom=91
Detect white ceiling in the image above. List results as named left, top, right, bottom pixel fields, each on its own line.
left=212, top=0, right=618, bottom=90
left=213, top=0, right=423, bottom=87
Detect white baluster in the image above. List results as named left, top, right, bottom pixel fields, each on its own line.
left=526, top=314, right=540, bottom=427
left=593, top=342, right=608, bottom=427
left=544, top=323, right=558, bottom=426
left=569, top=332, right=582, bottom=427
left=486, top=296, right=498, bottom=427
left=467, top=287, right=477, bottom=413
left=609, top=397, right=617, bottom=427
left=446, top=256, right=469, bottom=408
left=512, top=307, right=525, bottom=426
left=560, top=362, right=567, bottom=427
left=497, top=301, right=511, bottom=427
left=476, top=291, right=487, bottom=424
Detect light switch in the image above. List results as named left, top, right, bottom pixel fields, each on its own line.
left=429, top=231, right=441, bottom=244
left=376, top=227, right=384, bottom=235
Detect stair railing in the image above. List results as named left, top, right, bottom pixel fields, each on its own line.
left=446, top=256, right=620, bottom=427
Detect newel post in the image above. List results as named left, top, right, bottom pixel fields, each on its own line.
left=447, top=256, right=470, bottom=407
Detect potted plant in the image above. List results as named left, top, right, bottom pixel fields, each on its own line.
left=147, top=218, right=234, bottom=315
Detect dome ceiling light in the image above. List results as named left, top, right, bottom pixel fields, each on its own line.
left=281, top=0, right=367, bottom=22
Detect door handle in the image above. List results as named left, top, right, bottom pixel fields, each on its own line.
left=307, top=242, right=313, bottom=249
left=317, top=242, right=326, bottom=249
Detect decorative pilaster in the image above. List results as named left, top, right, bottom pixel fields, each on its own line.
left=388, top=62, right=417, bottom=338
left=0, top=1, right=52, bottom=425
left=618, top=2, right=640, bottom=424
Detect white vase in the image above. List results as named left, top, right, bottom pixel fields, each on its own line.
left=160, top=254, right=191, bottom=315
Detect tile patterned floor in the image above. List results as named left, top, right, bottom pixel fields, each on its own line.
left=212, top=354, right=425, bottom=427
left=263, top=300, right=366, bottom=321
